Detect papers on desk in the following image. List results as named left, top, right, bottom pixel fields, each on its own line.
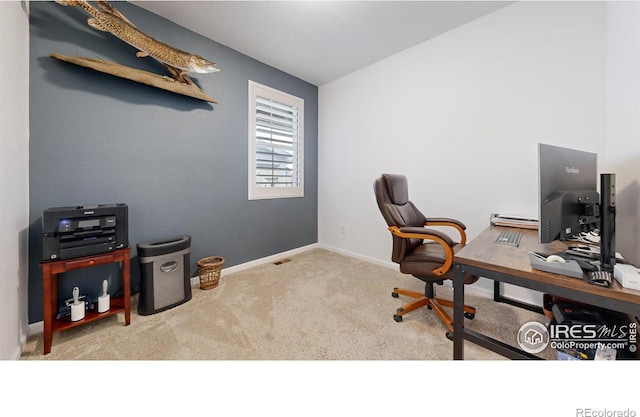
left=490, top=213, right=539, bottom=230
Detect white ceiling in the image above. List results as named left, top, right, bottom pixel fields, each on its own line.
left=131, top=1, right=512, bottom=86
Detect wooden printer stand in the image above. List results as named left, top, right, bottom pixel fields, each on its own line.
left=40, top=248, right=131, bottom=355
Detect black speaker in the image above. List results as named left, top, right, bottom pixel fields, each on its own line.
left=599, top=174, right=616, bottom=272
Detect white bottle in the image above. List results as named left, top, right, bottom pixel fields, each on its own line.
left=98, top=280, right=110, bottom=313
left=70, top=286, right=85, bottom=321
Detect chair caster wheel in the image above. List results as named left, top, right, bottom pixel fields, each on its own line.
left=464, top=312, right=475, bottom=320
left=391, top=292, right=399, bottom=298
left=446, top=331, right=454, bottom=341
left=393, top=314, right=403, bottom=322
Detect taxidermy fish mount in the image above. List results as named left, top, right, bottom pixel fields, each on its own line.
left=51, top=0, right=219, bottom=103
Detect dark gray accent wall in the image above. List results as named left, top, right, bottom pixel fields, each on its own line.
left=28, top=2, right=318, bottom=323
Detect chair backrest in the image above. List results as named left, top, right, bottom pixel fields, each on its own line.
left=374, top=174, right=426, bottom=263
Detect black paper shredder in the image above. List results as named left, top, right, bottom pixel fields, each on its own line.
left=137, top=235, right=192, bottom=316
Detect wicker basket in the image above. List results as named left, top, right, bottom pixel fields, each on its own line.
left=197, top=256, right=224, bottom=290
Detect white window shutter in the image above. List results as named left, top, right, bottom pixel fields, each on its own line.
left=249, top=81, right=304, bottom=200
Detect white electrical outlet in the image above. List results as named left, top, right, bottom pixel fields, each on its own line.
left=340, top=225, right=347, bottom=234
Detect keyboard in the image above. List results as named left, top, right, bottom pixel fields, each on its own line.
left=494, top=230, right=522, bottom=247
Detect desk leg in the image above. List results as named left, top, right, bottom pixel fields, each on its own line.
left=453, top=265, right=465, bottom=360
left=123, top=251, right=131, bottom=326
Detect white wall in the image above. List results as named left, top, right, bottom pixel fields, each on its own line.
left=0, top=1, right=30, bottom=360
left=318, top=1, right=611, bottom=303
left=606, top=1, right=640, bottom=266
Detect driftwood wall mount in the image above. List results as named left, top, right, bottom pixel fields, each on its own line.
left=52, top=0, right=219, bottom=104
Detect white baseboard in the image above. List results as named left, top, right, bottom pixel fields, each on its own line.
left=28, top=321, right=43, bottom=338
left=316, top=243, right=399, bottom=271
left=190, top=243, right=321, bottom=286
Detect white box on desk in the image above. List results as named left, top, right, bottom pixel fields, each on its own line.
left=613, top=264, right=640, bottom=290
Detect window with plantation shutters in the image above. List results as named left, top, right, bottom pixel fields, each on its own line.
left=248, top=81, right=304, bottom=200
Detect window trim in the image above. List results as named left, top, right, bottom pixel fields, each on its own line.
left=248, top=81, right=304, bottom=200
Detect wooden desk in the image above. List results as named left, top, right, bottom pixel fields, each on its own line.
left=453, top=226, right=640, bottom=359
left=40, top=248, right=131, bottom=355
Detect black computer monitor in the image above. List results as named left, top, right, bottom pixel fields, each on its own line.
left=538, top=143, right=599, bottom=243
left=537, top=143, right=617, bottom=272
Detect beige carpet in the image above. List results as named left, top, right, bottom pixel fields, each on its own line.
left=21, top=248, right=554, bottom=360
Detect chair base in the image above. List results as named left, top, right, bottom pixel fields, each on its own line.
left=392, top=287, right=476, bottom=334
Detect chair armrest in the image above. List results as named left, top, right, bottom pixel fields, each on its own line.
left=424, top=218, right=467, bottom=245
left=397, top=226, right=456, bottom=247
left=388, top=226, right=455, bottom=276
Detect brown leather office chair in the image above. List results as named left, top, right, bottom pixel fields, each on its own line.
left=374, top=173, right=478, bottom=338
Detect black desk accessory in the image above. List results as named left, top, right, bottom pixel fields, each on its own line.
left=587, top=271, right=612, bottom=287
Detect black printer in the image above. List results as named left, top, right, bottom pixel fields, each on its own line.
left=42, top=204, right=128, bottom=261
